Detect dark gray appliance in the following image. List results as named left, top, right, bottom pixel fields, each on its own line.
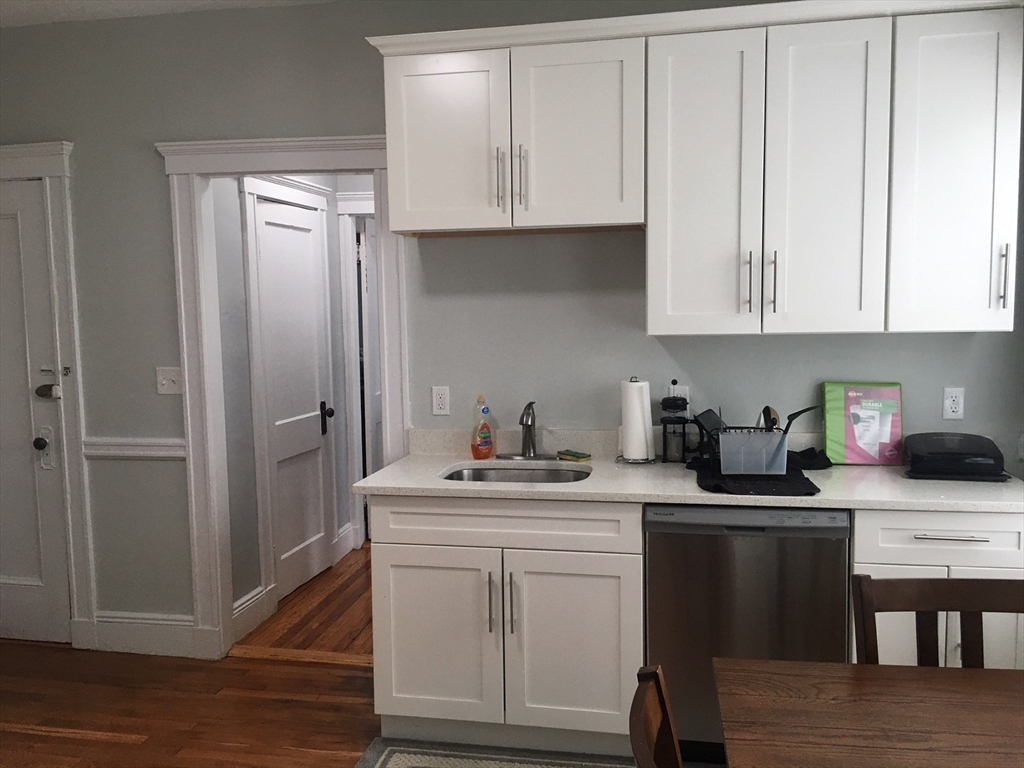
left=645, top=505, right=850, bottom=746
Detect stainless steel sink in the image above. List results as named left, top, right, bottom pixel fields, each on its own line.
left=442, top=463, right=590, bottom=483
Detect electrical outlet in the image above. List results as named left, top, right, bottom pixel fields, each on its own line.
left=431, top=386, right=449, bottom=416
left=942, top=387, right=964, bottom=420
left=156, top=367, right=183, bottom=395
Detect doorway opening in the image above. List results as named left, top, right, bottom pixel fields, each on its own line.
left=206, top=173, right=381, bottom=663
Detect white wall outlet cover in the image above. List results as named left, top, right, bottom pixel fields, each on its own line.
left=942, top=387, right=964, bottom=420
left=157, top=367, right=183, bottom=395
left=431, top=385, right=449, bottom=416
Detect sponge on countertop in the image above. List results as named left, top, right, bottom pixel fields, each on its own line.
left=557, top=450, right=591, bottom=462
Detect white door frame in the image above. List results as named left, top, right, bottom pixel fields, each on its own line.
left=0, top=142, right=92, bottom=638
left=155, top=136, right=407, bottom=655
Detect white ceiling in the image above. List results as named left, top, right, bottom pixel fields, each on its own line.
left=0, top=0, right=335, bottom=28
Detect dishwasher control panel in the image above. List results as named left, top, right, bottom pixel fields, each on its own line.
left=644, top=505, right=850, bottom=536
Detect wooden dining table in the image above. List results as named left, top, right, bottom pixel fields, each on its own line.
left=714, top=656, right=1024, bottom=768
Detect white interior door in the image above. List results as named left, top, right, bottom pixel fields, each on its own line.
left=647, top=27, right=766, bottom=335
left=762, top=18, right=891, bottom=333
left=0, top=179, right=71, bottom=642
left=245, top=179, right=335, bottom=599
left=510, top=38, right=645, bottom=227
left=503, top=549, right=642, bottom=734
left=358, top=217, right=383, bottom=477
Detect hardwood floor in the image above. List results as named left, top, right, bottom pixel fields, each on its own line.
left=232, top=543, right=372, bottom=666
left=0, top=639, right=380, bottom=767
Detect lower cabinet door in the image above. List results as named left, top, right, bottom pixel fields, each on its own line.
left=852, top=563, right=949, bottom=665
left=503, top=549, right=642, bottom=734
left=372, top=543, right=505, bottom=722
left=947, top=567, right=1024, bottom=670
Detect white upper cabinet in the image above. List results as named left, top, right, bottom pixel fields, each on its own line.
left=384, top=49, right=512, bottom=232
left=762, top=17, right=892, bottom=334
left=510, top=38, right=646, bottom=228
left=887, top=9, right=1023, bottom=332
left=383, top=39, right=644, bottom=232
left=647, top=28, right=766, bottom=335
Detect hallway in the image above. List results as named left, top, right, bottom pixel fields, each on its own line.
left=231, top=544, right=372, bottom=666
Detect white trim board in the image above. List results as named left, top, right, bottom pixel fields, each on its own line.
left=0, top=143, right=93, bottom=646
left=157, top=135, right=405, bottom=658
left=245, top=175, right=330, bottom=209
left=336, top=191, right=375, bottom=215
left=367, top=0, right=1022, bottom=55
left=83, top=437, right=187, bottom=459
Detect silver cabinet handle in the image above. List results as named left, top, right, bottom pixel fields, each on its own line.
left=913, top=533, right=991, bottom=543
left=999, top=243, right=1010, bottom=309
left=499, top=149, right=506, bottom=212
left=747, top=251, right=754, bottom=314
left=509, top=573, right=515, bottom=634
left=487, top=571, right=494, bottom=633
left=495, top=148, right=501, bottom=210
left=522, top=147, right=528, bottom=210
left=518, top=144, right=524, bottom=207
left=772, top=250, right=778, bottom=313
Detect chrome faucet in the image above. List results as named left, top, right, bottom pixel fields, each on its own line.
left=519, top=401, right=537, bottom=458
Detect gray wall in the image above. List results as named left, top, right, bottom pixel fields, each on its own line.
left=0, top=0, right=1021, bottom=623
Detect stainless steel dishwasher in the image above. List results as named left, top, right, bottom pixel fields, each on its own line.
left=645, top=505, right=850, bottom=749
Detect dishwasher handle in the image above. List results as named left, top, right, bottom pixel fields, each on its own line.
left=645, top=521, right=849, bottom=539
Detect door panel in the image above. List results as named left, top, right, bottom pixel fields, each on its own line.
left=888, top=9, right=1022, bottom=331
left=511, top=38, right=645, bottom=227
left=250, top=194, right=334, bottom=599
left=503, top=549, right=642, bottom=734
left=0, top=179, right=71, bottom=642
left=384, top=49, right=512, bottom=232
left=647, top=28, right=766, bottom=335
left=947, top=567, right=1024, bottom=670
left=372, top=543, right=504, bottom=722
left=852, top=563, right=949, bottom=666
left=763, top=18, right=890, bottom=333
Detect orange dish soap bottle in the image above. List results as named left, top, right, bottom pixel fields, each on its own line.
left=471, top=394, right=494, bottom=460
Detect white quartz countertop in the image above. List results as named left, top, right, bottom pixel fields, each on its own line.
left=353, top=454, right=1024, bottom=513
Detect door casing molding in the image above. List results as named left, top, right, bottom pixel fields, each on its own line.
left=0, top=142, right=93, bottom=641
left=156, top=135, right=404, bottom=656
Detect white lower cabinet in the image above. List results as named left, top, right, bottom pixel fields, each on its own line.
left=371, top=498, right=643, bottom=735
left=853, top=510, right=1024, bottom=669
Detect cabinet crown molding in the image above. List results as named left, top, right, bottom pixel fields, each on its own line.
left=367, top=0, right=1021, bottom=56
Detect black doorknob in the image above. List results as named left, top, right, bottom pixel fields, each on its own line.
left=33, top=437, right=48, bottom=451
left=325, top=407, right=335, bottom=418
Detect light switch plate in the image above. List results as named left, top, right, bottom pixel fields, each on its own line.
left=157, top=367, right=183, bottom=395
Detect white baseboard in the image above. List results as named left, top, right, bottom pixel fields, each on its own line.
left=71, top=613, right=224, bottom=660
left=230, top=585, right=279, bottom=645
left=333, top=522, right=355, bottom=563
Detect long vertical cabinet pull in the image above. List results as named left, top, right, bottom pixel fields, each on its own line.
left=772, top=250, right=779, bottom=313
left=487, top=571, right=494, bottom=633
left=518, top=145, right=524, bottom=207
left=508, top=573, right=515, bottom=634
left=999, top=244, right=1010, bottom=309
left=522, top=147, right=529, bottom=210
left=747, top=251, right=754, bottom=313
left=495, top=148, right=501, bottom=209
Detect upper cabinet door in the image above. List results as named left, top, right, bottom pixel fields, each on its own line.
left=510, top=38, right=645, bottom=228
left=384, top=49, right=512, bottom=232
left=887, top=9, right=1023, bottom=332
left=762, top=18, right=891, bottom=334
left=647, top=28, right=766, bottom=335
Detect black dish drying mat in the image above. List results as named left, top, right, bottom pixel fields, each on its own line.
left=687, top=450, right=826, bottom=496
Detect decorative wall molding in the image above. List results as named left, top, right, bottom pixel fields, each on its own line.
left=230, top=585, right=279, bottom=644
left=72, top=616, right=223, bottom=659
left=94, top=610, right=194, bottom=626
left=254, top=174, right=332, bottom=202
left=83, top=436, right=188, bottom=459
left=336, top=191, right=375, bottom=215
left=243, top=175, right=329, bottom=210
left=367, top=0, right=1021, bottom=55
left=333, top=522, right=355, bottom=563
left=156, top=136, right=387, bottom=175
left=0, top=141, right=73, bottom=179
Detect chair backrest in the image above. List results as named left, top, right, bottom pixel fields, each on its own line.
left=851, top=574, right=1024, bottom=668
left=629, top=665, right=684, bottom=768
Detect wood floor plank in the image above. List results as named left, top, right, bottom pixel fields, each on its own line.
left=0, top=641, right=380, bottom=768
left=348, top=619, right=374, bottom=655
left=228, top=645, right=374, bottom=668
left=309, top=585, right=372, bottom=653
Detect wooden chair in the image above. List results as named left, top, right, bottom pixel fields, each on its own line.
left=629, top=665, right=684, bottom=768
left=851, top=573, right=1024, bottom=667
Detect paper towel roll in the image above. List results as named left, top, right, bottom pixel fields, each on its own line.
left=621, top=379, right=655, bottom=461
